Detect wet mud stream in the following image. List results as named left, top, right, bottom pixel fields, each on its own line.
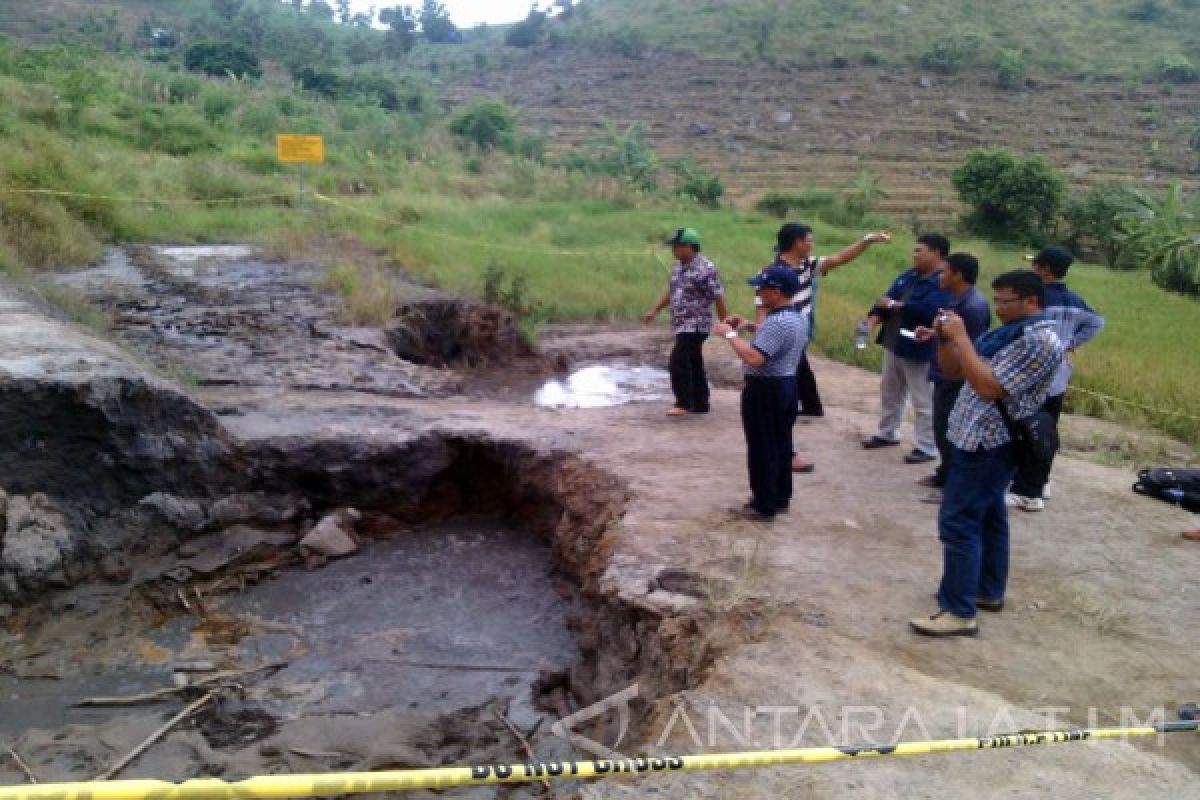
left=1, top=521, right=578, bottom=742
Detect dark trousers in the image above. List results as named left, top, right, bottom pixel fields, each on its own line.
left=668, top=333, right=710, bottom=412
left=795, top=349, right=824, bottom=416
left=938, top=443, right=1016, bottom=619
left=931, top=380, right=965, bottom=486
left=742, top=376, right=798, bottom=515
left=1009, top=393, right=1065, bottom=498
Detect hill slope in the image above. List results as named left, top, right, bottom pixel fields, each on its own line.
left=563, top=0, right=1200, bottom=79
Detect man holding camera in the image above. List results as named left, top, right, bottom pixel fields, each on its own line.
left=910, top=270, right=1062, bottom=636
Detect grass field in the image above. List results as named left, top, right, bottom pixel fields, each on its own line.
left=299, top=186, right=1200, bottom=448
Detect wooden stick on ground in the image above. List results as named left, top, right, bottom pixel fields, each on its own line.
left=95, top=690, right=217, bottom=781
left=5, top=746, right=38, bottom=784
left=493, top=710, right=551, bottom=792
left=74, top=662, right=287, bottom=707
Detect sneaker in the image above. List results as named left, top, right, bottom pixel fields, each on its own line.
left=1042, top=482, right=1053, bottom=499
left=916, top=474, right=944, bottom=488
left=909, top=610, right=978, bottom=637
left=904, top=449, right=937, bottom=464
left=862, top=435, right=901, bottom=449
left=1005, top=493, right=1045, bottom=512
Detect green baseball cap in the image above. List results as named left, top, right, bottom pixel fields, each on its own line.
left=665, top=227, right=701, bottom=247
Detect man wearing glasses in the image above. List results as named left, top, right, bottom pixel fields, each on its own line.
left=910, top=271, right=1062, bottom=636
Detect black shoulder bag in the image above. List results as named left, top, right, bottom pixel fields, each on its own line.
left=994, top=400, right=1059, bottom=468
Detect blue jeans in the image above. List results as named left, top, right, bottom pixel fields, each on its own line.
left=937, top=443, right=1015, bottom=619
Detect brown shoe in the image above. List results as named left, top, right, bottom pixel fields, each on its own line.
left=910, top=610, right=978, bottom=637
left=666, top=406, right=688, bottom=417
left=791, top=456, right=815, bottom=473
left=976, top=597, right=1005, bottom=612
left=729, top=504, right=775, bottom=522
left=919, top=490, right=942, bottom=505
left=1183, top=530, right=1200, bottom=542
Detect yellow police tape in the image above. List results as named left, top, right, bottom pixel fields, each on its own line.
left=1, top=721, right=1195, bottom=799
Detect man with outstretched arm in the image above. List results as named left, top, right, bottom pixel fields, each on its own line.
left=910, top=270, right=1062, bottom=637
left=756, top=223, right=891, bottom=471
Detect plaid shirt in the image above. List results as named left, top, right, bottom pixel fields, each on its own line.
left=669, top=254, right=724, bottom=334
left=948, top=320, right=1063, bottom=452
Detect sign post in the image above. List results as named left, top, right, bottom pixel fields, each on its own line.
left=276, top=134, right=325, bottom=209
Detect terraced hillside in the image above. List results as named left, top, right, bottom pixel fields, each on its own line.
left=445, top=51, right=1200, bottom=222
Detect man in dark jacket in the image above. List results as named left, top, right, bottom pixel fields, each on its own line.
left=862, top=234, right=953, bottom=464
left=1007, top=246, right=1105, bottom=511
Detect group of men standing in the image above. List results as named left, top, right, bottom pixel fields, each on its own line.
left=645, top=224, right=1105, bottom=637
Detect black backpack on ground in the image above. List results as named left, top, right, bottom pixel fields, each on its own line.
left=1132, top=467, right=1200, bottom=512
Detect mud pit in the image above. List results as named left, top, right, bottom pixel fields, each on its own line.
left=1, top=245, right=1197, bottom=798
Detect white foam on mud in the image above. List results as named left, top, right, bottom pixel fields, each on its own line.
left=155, top=245, right=254, bottom=263
left=534, top=365, right=669, bottom=409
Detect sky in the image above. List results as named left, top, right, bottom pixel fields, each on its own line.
left=348, top=0, right=534, bottom=28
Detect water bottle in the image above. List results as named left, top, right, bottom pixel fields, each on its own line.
left=854, top=319, right=870, bottom=350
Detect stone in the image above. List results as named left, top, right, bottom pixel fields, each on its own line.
left=209, top=492, right=309, bottom=528
left=139, top=492, right=207, bottom=531
left=955, top=109, right=971, bottom=123
left=773, top=110, right=793, bottom=126
left=99, top=553, right=133, bottom=584
left=299, top=509, right=361, bottom=558
left=918, top=75, right=933, bottom=89
left=1, top=495, right=74, bottom=587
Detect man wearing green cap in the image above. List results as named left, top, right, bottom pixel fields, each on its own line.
left=645, top=227, right=729, bottom=416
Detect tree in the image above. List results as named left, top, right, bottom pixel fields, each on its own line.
left=449, top=100, right=519, bottom=150
left=379, top=6, right=418, bottom=58
left=308, top=1, right=336, bottom=21
left=183, top=40, right=262, bottom=79
left=951, top=148, right=1065, bottom=241
left=1062, top=184, right=1140, bottom=267
left=419, top=0, right=459, bottom=43
left=505, top=6, right=547, bottom=48
left=336, top=0, right=352, bottom=23
left=1116, top=184, right=1200, bottom=295
left=211, top=0, right=244, bottom=21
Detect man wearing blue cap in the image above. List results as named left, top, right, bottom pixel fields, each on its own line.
left=645, top=227, right=729, bottom=416
left=715, top=266, right=809, bottom=521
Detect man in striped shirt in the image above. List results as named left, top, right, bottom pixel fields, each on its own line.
left=760, top=223, right=892, bottom=471
left=716, top=267, right=809, bottom=521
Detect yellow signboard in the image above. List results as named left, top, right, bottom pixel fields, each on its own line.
left=276, top=134, right=325, bottom=164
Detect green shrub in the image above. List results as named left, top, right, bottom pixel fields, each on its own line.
left=919, top=40, right=969, bottom=73
left=183, top=41, right=262, bottom=79
left=168, top=74, right=204, bottom=103
left=995, top=49, right=1028, bottom=89
left=951, top=147, right=1065, bottom=241
left=448, top=100, right=518, bottom=150
left=670, top=160, right=723, bottom=209
left=1157, top=54, right=1198, bottom=83
left=505, top=9, right=546, bottom=48
left=201, top=89, right=238, bottom=123
left=239, top=102, right=279, bottom=136
left=607, top=29, right=647, bottom=59
left=0, top=192, right=102, bottom=268
left=1126, top=0, right=1166, bottom=21
left=1062, top=184, right=1140, bottom=267
left=128, top=104, right=218, bottom=155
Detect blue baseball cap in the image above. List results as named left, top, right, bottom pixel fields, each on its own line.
left=747, top=266, right=800, bottom=296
